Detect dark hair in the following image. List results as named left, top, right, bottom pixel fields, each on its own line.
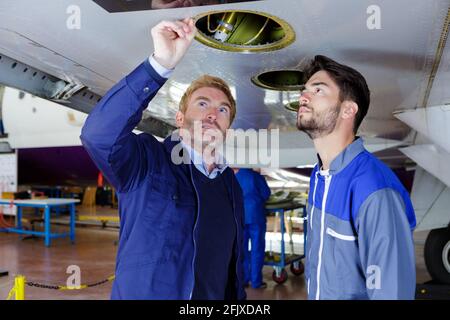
left=303, top=55, right=370, bottom=134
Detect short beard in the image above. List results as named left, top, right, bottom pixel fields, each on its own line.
left=181, top=117, right=226, bottom=152
left=297, top=105, right=340, bottom=139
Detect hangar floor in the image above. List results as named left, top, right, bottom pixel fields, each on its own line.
left=0, top=210, right=434, bottom=300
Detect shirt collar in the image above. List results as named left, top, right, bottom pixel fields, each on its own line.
left=180, top=140, right=228, bottom=178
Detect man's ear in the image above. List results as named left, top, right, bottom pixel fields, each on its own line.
left=175, top=111, right=184, bottom=128
left=342, top=101, right=358, bottom=120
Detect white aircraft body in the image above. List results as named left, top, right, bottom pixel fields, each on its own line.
left=0, top=0, right=448, bottom=284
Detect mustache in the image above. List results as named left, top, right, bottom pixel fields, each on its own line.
left=299, top=103, right=312, bottom=111
left=202, top=120, right=220, bottom=129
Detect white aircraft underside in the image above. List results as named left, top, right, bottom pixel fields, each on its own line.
left=0, top=0, right=449, bottom=236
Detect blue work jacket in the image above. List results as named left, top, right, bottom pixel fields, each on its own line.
left=235, top=169, right=271, bottom=225
left=80, top=59, right=246, bottom=300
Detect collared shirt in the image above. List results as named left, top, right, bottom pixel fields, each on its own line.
left=181, top=140, right=228, bottom=179
left=148, top=54, right=174, bottom=78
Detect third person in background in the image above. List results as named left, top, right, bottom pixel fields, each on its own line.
left=235, top=168, right=271, bottom=289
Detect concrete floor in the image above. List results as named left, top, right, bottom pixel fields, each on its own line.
left=0, top=213, right=433, bottom=300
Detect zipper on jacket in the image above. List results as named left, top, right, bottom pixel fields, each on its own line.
left=188, top=164, right=200, bottom=300
left=230, top=177, right=242, bottom=299
left=309, top=172, right=319, bottom=231
left=307, top=171, right=319, bottom=271
left=315, top=174, right=332, bottom=300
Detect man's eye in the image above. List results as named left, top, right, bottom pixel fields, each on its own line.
left=199, top=102, right=207, bottom=107
left=219, top=107, right=229, bottom=113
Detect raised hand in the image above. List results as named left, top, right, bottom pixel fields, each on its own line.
left=151, top=18, right=197, bottom=70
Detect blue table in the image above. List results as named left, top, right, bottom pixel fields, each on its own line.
left=264, top=201, right=306, bottom=284
left=0, top=198, right=79, bottom=247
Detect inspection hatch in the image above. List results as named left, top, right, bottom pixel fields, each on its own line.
left=194, top=10, right=295, bottom=53
left=251, top=70, right=304, bottom=91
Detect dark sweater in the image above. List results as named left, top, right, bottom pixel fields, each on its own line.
left=191, top=166, right=236, bottom=300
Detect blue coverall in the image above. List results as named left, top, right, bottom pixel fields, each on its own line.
left=235, top=169, right=271, bottom=288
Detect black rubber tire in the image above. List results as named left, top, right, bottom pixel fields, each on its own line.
left=290, top=261, right=304, bottom=276
left=424, top=228, right=450, bottom=285
left=272, top=268, right=288, bottom=284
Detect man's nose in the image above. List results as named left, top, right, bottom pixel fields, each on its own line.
left=206, top=109, right=217, bottom=121
left=299, top=91, right=310, bottom=105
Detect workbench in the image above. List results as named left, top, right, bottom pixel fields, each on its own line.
left=0, top=198, right=79, bottom=247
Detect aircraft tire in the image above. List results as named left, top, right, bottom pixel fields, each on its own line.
left=424, top=227, right=450, bottom=285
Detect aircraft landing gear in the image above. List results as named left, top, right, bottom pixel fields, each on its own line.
left=424, top=227, right=450, bottom=285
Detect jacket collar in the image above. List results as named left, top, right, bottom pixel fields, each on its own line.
left=163, top=131, right=181, bottom=153
left=317, top=137, right=366, bottom=175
